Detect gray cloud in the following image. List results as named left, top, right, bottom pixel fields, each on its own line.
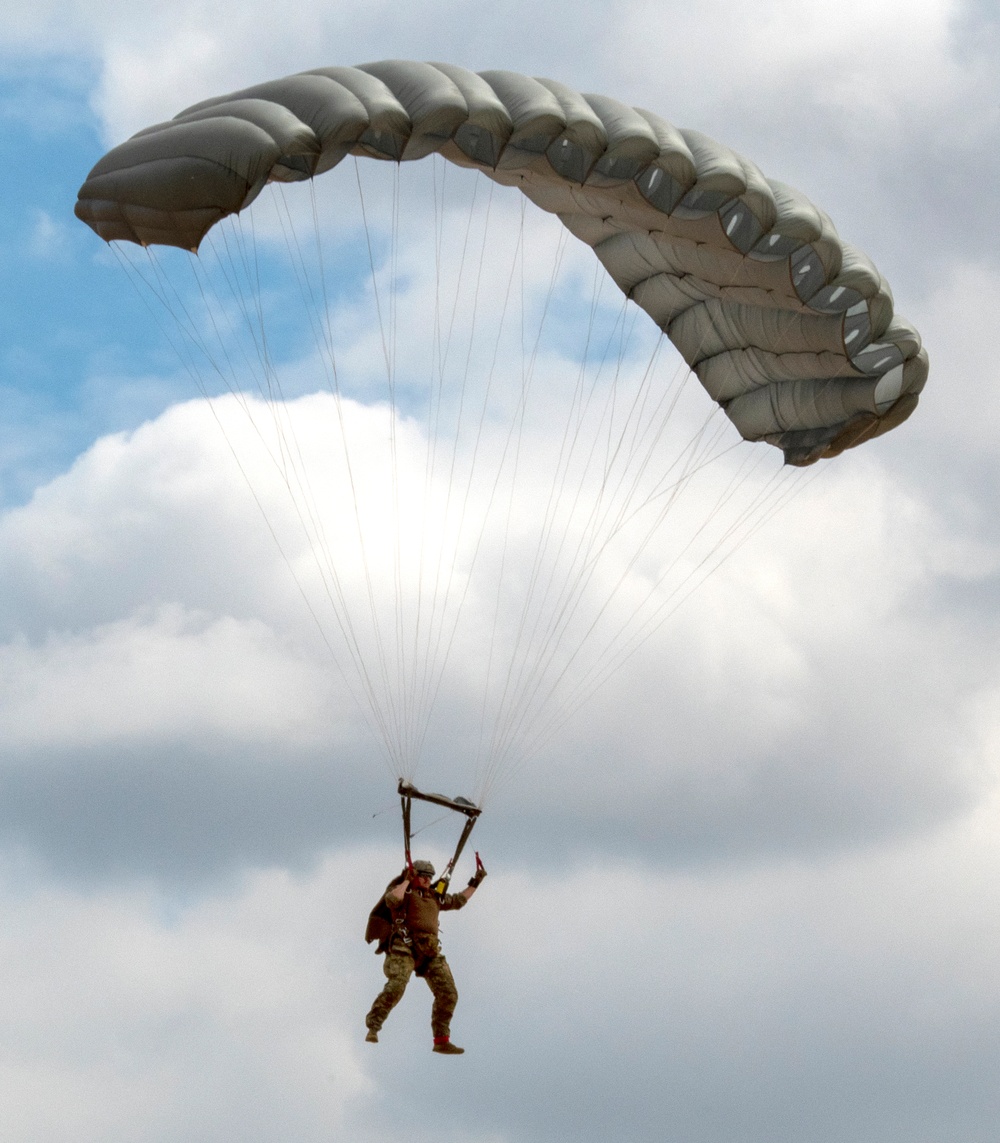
left=5, top=837, right=997, bottom=1143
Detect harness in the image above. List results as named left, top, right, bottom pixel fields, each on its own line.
left=387, top=887, right=440, bottom=975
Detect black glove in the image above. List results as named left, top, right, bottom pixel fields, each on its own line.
left=468, top=853, right=487, bottom=888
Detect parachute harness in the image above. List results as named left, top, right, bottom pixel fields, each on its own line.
left=398, top=779, right=482, bottom=895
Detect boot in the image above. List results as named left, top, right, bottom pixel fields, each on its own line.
left=433, top=1037, right=464, bottom=1054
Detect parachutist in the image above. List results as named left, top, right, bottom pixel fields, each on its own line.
left=365, top=856, right=487, bottom=1053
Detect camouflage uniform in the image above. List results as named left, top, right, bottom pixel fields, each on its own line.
left=365, top=885, right=467, bottom=1040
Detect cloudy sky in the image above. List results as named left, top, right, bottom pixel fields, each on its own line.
left=2, top=2, right=1000, bottom=1140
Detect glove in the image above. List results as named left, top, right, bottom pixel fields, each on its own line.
left=468, top=852, right=487, bottom=888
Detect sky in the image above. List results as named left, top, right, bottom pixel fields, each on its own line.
left=1, top=2, right=1000, bottom=1140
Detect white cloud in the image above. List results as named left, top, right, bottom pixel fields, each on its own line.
left=0, top=605, right=336, bottom=751
left=1, top=0, right=980, bottom=143
left=0, top=367, right=993, bottom=872
left=616, top=0, right=963, bottom=109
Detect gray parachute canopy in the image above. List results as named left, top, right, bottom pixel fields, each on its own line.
left=75, top=61, right=927, bottom=466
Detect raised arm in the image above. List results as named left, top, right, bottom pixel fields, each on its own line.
left=460, top=854, right=488, bottom=902
left=386, top=876, right=410, bottom=903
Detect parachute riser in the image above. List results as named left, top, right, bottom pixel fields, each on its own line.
left=398, top=779, right=481, bottom=895
left=401, top=789, right=414, bottom=876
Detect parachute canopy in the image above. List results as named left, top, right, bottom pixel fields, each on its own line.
left=76, top=60, right=927, bottom=467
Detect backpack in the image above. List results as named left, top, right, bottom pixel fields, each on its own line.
left=364, top=871, right=407, bottom=954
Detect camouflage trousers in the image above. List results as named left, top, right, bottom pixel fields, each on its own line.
left=365, top=949, right=459, bottom=1040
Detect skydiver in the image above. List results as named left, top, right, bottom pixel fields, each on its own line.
left=364, top=856, right=487, bottom=1054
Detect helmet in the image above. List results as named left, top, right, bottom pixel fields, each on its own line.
left=412, top=859, right=435, bottom=877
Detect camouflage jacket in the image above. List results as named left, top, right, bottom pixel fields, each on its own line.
left=365, top=876, right=467, bottom=959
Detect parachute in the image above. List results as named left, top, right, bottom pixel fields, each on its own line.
left=76, top=61, right=927, bottom=465
left=75, top=62, right=928, bottom=800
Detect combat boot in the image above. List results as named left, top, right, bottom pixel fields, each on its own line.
left=433, top=1037, right=464, bottom=1054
